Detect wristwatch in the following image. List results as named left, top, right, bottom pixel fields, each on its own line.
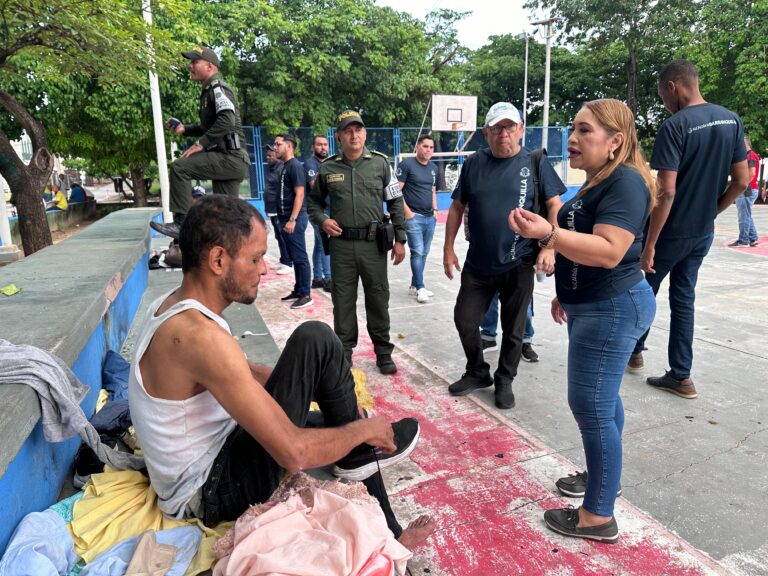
left=289, top=217, right=297, bottom=222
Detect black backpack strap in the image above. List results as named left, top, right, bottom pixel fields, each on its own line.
left=531, top=147, right=547, bottom=216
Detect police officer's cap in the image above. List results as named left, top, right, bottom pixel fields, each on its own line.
left=337, top=110, right=365, bottom=131
left=182, top=46, right=220, bottom=68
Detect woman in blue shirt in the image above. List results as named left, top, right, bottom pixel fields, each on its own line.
left=509, top=99, right=656, bottom=543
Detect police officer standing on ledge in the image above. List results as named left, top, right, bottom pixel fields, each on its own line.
left=151, top=46, right=250, bottom=239
left=308, top=110, right=406, bottom=374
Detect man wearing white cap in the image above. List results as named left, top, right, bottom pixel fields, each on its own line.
left=443, top=102, right=565, bottom=409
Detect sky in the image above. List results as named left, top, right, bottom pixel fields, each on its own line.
left=375, top=0, right=547, bottom=49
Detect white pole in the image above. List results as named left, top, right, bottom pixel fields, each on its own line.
left=142, top=0, right=172, bottom=223
left=542, top=21, right=551, bottom=151
left=522, top=33, right=529, bottom=147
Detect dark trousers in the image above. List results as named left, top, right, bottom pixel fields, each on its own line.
left=200, top=322, right=402, bottom=537
left=269, top=215, right=293, bottom=267
left=277, top=212, right=311, bottom=296
left=454, top=263, right=534, bottom=384
left=329, top=238, right=393, bottom=356
left=169, top=150, right=249, bottom=217
left=633, top=233, right=714, bottom=380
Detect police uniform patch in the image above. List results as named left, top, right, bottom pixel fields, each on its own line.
left=327, top=174, right=344, bottom=183
left=213, top=86, right=235, bottom=113
left=384, top=171, right=402, bottom=201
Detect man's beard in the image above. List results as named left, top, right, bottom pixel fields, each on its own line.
left=222, top=268, right=256, bottom=305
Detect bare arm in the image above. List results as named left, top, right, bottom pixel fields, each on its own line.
left=717, top=160, right=751, bottom=214
left=442, top=199, right=465, bottom=279
left=509, top=208, right=635, bottom=269
left=283, top=186, right=305, bottom=234
left=639, top=170, right=676, bottom=273
left=536, top=195, right=563, bottom=274
left=248, top=362, right=272, bottom=385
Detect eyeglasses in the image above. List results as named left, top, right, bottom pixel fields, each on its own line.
left=489, top=124, right=517, bottom=134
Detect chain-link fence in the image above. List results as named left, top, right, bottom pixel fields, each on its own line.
left=241, top=125, right=570, bottom=199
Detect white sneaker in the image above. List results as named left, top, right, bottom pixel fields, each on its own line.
left=276, top=264, right=293, bottom=275
left=422, top=288, right=434, bottom=297
left=416, top=288, right=430, bottom=303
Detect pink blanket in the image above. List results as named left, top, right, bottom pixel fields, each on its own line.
left=212, top=488, right=411, bottom=575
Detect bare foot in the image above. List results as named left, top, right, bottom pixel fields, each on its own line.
left=397, top=514, right=435, bottom=549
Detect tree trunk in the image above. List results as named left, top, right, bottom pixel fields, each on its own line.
left=14, top=177, right=52, bottom=254
left=129, top=166, right=148, bottom=207
left=626, top=47, right=638, bottom=116
left=0, top=89, right=54, bottom=255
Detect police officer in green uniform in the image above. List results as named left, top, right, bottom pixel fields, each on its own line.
left=308, top=111, right=406, bottom=374
left=151, top=46, right=250, bottom=239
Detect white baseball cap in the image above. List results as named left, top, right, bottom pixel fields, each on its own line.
left=484, top=102, right=522, bottom=127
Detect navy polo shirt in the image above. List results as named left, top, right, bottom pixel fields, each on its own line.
left=651, top=103, right=746, bottom=239
left=452, top=147, right=565, bottom=276
left=555, top=165, right=650, bottom=304
left=396, top=157, right=438, bottom=216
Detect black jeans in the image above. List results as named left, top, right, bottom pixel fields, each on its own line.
left=454, top=262, right=534, bottom=385
left=200, top=321, right=402, bottom=537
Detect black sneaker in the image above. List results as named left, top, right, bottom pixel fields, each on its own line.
left=494, top=380, right=515, bottom=409
left=150, top=221, right=181, bottom=239
left=311, top=278, right=325, bottom=288
left=555, top=471, right=622, bottom=498
left=290, top=295, right=313, bottom=309
left=448, top=373, right=493, bottom=396
left=281, top=291, right=301, bottom=301
left=323, top=279, right=333, bottom=293
left=376, top=354, right=397, bottom=375
left=544, top=507, right=619, bottom=543
left=481, top=339, right=498, bottom=353
left=332, top=417, right=420, bottom=481
left=521, top=343, right=539, bottom=362
left=728, top=240, right=748, bottom=247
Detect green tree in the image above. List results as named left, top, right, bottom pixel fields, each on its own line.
left=525, top=0, right=695, bottom=116
left=685, top=0, right=768, bottom=152
left=0, top=0, right=190, bottom=254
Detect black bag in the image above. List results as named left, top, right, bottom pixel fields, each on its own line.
left=376, top=214, right=395, bottom=253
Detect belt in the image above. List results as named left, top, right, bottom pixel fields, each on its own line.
left=339, top=227, right=370, bottom=241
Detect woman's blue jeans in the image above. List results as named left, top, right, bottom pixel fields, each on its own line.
left=561, top=280, right=656, bottom=517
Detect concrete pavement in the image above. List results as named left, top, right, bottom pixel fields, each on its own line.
left=254, top=204, right=767, bottom=575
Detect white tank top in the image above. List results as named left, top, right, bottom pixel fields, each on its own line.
left=128, top=289, right=237, bottom=518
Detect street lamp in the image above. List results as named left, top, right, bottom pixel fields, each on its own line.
left=531, top=17, right=557, bottom=151
left=516, top=31, right=529, bottom=147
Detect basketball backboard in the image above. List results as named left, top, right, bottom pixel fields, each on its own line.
left=431, top=95, right=477, bottom=132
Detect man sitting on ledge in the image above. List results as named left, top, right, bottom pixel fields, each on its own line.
left=128, top=195, right=434, bottom=547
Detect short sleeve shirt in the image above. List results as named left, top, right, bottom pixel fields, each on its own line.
left=396, top=158, right=437, bottom=216
left=747, top=150, right=760, bottom=190
left=305, top=156, right=321, bottom=186
left=452, top=148, right=566, bottom=275
left=651, top=103, right=746, bottom=239
left=555, top=166, right=650, bottom=304
left=278, top=157, right=307, bottom=216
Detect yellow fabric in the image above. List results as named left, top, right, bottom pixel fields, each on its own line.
left=52, top=190, right=68, bottom=210
left=310, top=367, right=373, bottom=413
left=69, top=469, right=232, bottom=575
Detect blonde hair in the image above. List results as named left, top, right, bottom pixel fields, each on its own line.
left=579, top=99, right=656, bottom=210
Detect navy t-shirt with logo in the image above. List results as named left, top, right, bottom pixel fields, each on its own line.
left=555, top=165, right=650, bottom=304
left=305, top=156, right=320, bottom=186
left=396, top=157, right=438, bottom=216
left=278, top=157, right=307, bottom=216
left=452, top=148, right=565, bottom=276
left=651, top=103, right=746, bottom=240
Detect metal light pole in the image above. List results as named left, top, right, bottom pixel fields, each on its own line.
left=516, top=32, right=529, bottom=147
left=531, top=17, right=557, bottom=151
left=142, top=0, right=172, bottom=223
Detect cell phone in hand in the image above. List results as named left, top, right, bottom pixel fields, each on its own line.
left=167, top=117, right=181, bottom=129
